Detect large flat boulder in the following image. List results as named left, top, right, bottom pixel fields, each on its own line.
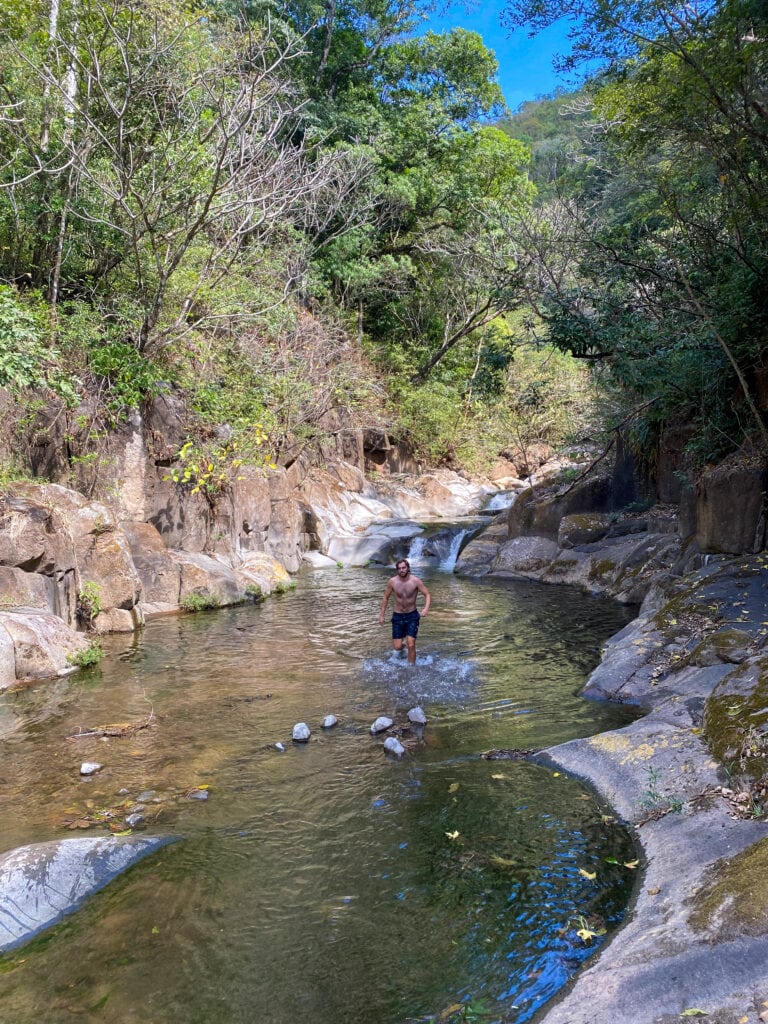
left=0, top=835, right=178, bottom=952
left=0, top=610, right=89, bottom=684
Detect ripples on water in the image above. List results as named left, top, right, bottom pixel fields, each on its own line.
left=0, top=567, right=638, bottom=1024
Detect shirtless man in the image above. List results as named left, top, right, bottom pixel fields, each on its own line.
left=378, top=558, right=431, bottom=665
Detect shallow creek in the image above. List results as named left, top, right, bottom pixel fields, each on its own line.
left=0, top=566, right=638, bottom=1024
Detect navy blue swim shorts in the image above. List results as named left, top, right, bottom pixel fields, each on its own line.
left=392, top=609, right=420, bottom=639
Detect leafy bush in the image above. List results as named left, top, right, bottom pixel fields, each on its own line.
left=77, top=581, right=102, bottom=627
left=67, top=641, right=104, bottom=668
left=180, top=592, right=221, bottom=612
left=0, top=287, right=78, bottom=403
left=88, top=339, right=164, bottom=415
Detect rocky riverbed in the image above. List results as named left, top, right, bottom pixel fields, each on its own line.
left=455, top=479, right=768, bottom=1024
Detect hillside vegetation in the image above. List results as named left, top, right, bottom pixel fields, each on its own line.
left=0, top=0, right=765, bottom=487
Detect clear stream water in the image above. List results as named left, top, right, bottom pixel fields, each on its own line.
left=0, top=565, right=638, bottom=1024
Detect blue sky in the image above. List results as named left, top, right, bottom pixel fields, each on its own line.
left=422, top=4, right=577, bottom=111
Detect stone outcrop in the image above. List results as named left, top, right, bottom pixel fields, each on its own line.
left=537, top=557, right=768, bottom=1024
left=696, top=454, right=767, bottom=554
left=0, top=835, right=178, bottom=952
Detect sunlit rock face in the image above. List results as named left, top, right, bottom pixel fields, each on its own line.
left=0, top=835, right=178, bottom=952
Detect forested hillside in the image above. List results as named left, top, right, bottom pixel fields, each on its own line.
left=501, top=0, right=768, bottom=472
left=0, top=0, right=765, bottom=489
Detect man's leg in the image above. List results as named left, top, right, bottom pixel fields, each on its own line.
left=393, top=638, right=405, bottom=656
left=405, top=635, right=416, bottom=664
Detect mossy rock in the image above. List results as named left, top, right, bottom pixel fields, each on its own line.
left=689, top=837, right=768, bottom=940
left=587, top=558, right=617, bottom=582
left=558, top=513, right=612, bottom=548
left=690, top=629, right=753, bottom=667
left=703, top=657, right=768, bottom=777
left=545, top=557, right=578, bottom=576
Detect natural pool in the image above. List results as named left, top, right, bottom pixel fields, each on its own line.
left=0, top=566, right=638, bottom=1024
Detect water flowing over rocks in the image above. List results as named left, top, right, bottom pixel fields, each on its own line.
left=0, top=835, right=178, bottom=952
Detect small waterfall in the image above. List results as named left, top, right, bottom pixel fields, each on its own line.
left=440, top=529, right=468, bottom=571
left=406, top=534, right=429, bottom=565
left=403, top=522, right=483, bottom=572
left=485, top=490, right=518, bottom=511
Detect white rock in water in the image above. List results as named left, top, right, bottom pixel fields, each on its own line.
left=79, top=762, right=102, bottom=776
left=383, top=737, right=406, bottom=757
left=407, top=706, right=428, bottom=725
left=275, top=742, right=286, bottom=752
left=370, top=716, right=394, bottom=735
left=292, top=723, right=311, bottom=743
left=322, top=715, right=338, bottom=729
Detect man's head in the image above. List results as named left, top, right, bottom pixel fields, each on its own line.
left=396, top=559, right=410, bottom=577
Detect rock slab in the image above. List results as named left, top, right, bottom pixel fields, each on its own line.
left=0, top=835, right=178, bottom=952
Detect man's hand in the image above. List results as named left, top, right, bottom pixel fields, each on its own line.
left=378, top=614, right=385, bottom=625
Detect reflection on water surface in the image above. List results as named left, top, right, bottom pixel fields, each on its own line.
left=0, top=567, right=638, bottom=1024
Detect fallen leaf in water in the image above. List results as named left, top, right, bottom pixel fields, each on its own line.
left=579, top=868, right=596, bottom=880
left=576, top=926, right=599, bottom=942
left=553, top=772, right=561, bottom=777
left=624, top=860, right=639, bottom=869
left=489, top=855, right=517, bottom=868
left=648, top=887, right=661, bottom=895
left=680, top=1010, right=708, bottom=1017
left=151, top=926, right=160, bottom=935
left=490, top=774, right=506, bottom=780
left=448, top=783, right=459, bottom=794
left=604, top=857, right=619, bottom=864
left=445, top=830, right=460, bottom=840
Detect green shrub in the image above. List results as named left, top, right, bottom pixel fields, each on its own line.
left=180, top=592, right=221, bottom=612
left=0, top=287, right=79, bottom=404
left=67, top=641, right=104, bottom=668
left=77, top=581, right=102, bottom=627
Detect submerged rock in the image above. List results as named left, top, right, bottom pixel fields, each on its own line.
left=370, top=716, right=393, bottom=735
left=275, top=741, right=286, bottom=752
left=321, top=715, right=338, bottom=729
left=79, top=762, right=102, bottom=776
left=407, top=706, right=427, bottom=725
left=292, top=722, right=311, bottom=742
left=0, top=835, right=178, bottom=952
left=383, top=737, right=406, bottom=757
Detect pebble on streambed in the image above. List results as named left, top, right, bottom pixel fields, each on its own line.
left=79, top=762, right=103, bottom=776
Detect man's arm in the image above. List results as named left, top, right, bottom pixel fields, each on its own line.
left=417, top=579, right=431, bottom=617
left=379, top=582, right=393, bottom=624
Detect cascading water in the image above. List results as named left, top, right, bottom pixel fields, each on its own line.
left=403, top=521, right=483, bottom=571
left=485, top=489, right=519, bottom=511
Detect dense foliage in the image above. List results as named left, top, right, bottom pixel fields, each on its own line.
left=501, top=0, right=768, bottom=464
left=1, top=0, right=585, bottom=476
left=3, top=0, right=762, bottom=483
